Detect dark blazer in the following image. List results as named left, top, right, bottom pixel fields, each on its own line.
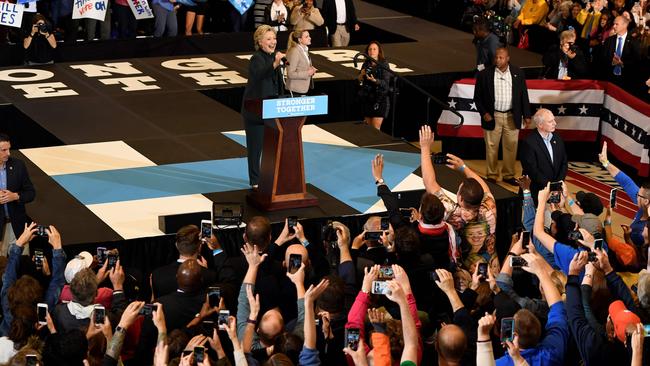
left=158, top=290, right=205, bottom=332
left=151, top=260, right=217, bottom=298
left=601, top=34, right=641, bottom=85
left=321, top=0, right=357, bottom=37
left=521, top=130, right=568, bottom=197
left=0, top=157, right=35, bottom=238
left=541, top=44, right=589, bottom=80
left=473, top=64, right=531, bottom=130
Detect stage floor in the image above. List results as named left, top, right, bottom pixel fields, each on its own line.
left=0, top=4, right=538, bottom=246
left=17, top=121, right=520, bottom=245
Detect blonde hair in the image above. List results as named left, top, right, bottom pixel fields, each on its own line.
left=559, top=29, right=576, bottom=43
left=550, top=270, right=567, bottom=301
left=254, top=25, right=276, bottom=51
left=287, top=29, right=308, bottom=51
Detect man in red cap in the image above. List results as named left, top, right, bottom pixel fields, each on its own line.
left=609, top=300, right=641, bottom=343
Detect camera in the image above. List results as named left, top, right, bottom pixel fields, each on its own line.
left=38, top=23, right=48, bottom=33
left=36, top=224, right=48, bottom=237
left=371, top=280, right=390, bottom=295
left=321, top=220, right=338, bottom=248
left=288, top=254, right=302, bottom=274
left=432, top=153, right=448, bottom=165
left=218, top=310, right=230, bottom=329
left=510, top=256, right=528, bottom=267
left=364, top=67, right=374, bottom=78
left=378, top=265, right=394, bottom=279
left=34, top=250, right=44, bottom=270
left=568, top=230, right=583, bottom=241
left=345, top=328, right=360, bottom=351
left=139, top=304, right=158, bottom=316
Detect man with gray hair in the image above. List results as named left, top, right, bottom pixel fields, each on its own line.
left=521, top=108, right=567, bottom=200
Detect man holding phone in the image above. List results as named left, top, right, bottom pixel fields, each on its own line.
left=521, top=108, right=568, bottom=201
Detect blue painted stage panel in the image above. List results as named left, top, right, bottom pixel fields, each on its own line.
left=52, top=158, right=250, bottom=205
left=52, top=133, right=420, bottom=212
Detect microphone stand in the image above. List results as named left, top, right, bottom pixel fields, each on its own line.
left=353, top=52, right=465, bottom=132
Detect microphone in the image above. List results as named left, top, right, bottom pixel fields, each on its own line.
left=281, top=56, right=290, bottom=66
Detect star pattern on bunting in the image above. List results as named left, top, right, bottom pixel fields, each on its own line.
left=469, top=102, right=477, bottom=110
left=448, top=99, right=457, bottom=109
left=557, top=105, right=566, bottom=115
left=579, top=105, right=588, bottom=114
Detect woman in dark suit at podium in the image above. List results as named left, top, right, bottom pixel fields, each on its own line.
left=241, top=24, right=286, bottom=188
left=357, top=41, right=391, bottom=130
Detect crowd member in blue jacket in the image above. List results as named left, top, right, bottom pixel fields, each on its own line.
left=599, top=141, right=649, bottom=247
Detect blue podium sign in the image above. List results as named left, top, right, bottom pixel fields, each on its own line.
left=262, top=95, right=328, bottom=119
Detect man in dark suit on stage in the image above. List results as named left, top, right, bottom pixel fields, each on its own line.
left=474, top=47, right=531, bottom=186
left=0, top=133, right=35, bottom=256
left=321, top=0, right=359, bottom=47
left=601, top=15, right=642, bottom=92
left=521, top=108, right=568, bottom=200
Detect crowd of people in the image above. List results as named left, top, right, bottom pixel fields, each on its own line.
left=469, top=0, right=650, bottom=98
left=1, top=120, right=650, bottom=366
left=0, top=0, right=358, bottom=48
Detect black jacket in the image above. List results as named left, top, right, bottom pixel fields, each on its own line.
left=151, top=260, right=217, bottom=298
left=542, top=44, right=589, bottom=79
left=600, top=34, right=642, bottom=85
left=321, top=0, right=357, bottom=37
left=0, top=157, right=36, bottom=238
left=473, top=64, right=531, bottom=130
left=520, top=130, right=568, bottom=197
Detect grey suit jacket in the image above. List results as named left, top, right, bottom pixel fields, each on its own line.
left=285, top=45, right=313, bottom=94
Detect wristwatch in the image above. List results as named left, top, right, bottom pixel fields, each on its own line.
left=375, top=178, right=385, bottom=185
left=116, top=325, right=127, bottom=333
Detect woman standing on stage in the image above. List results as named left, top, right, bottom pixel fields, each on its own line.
left=285, top=29, right=317, bottom=96
left=241, top=25, right=285, bottom=188
left=357, top=41, right=391, bottom=130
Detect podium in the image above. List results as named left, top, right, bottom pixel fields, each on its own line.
left=244, top=95, right=328, bottom=211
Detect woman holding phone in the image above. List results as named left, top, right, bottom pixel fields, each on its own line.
left=285, top=29, right=317, bottom=96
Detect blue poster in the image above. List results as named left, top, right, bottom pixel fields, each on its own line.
left=229, top=0, right=252, bottom=15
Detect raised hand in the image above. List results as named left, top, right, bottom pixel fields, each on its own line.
left=367, top=308, right=386, bottom=324
left=241, top=243, right=267, bottom=267
left=384, top=280, right=407, bottom=304
left=372, top=154, right=384, bottom=182
left=598, top=142, right=608, bottom=165
left=16, top=222, right=38, bottom=247
left=305, top=278, right=330, bottom=304
left=392, top=264, right=412, bottom=295
left=343, top=337, right=369, bottom=366
left=445, top=153, right=465, bottom=171
left=362, top=265, right=380, bottom=294
left=477, top=312, right=496, bottom=341
left=434, top=269, right=455, bottom=294
left=275, top=219, right=296, bottom=246
left=419, top=125, right=434, bottom=153
left=246, top=284, right=260, bottom=320
left=568, top=251, right=589, bottom=276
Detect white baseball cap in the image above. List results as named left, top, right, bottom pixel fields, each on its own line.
left=64, top=251, right=94, bottom=283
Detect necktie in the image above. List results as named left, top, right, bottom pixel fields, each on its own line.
left=614, top=36, right=623, bottom=76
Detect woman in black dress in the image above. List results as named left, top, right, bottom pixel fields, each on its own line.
left=241, top=24, right=285, bottom=188
left=357, top=41, right=391, bottom=130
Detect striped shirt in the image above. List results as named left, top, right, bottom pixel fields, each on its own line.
left=493, top=66, right=513, bottom=112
